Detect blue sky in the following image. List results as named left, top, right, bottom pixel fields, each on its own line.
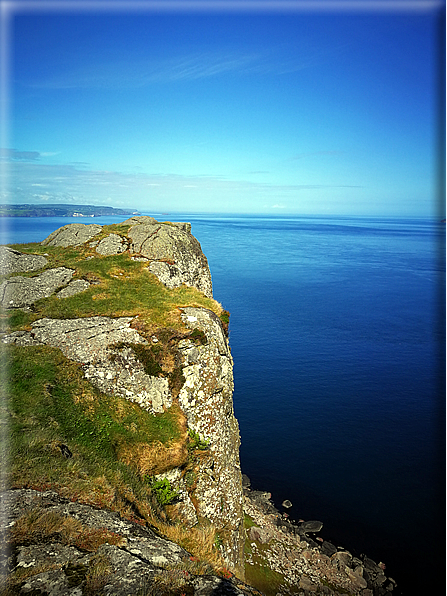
left=2, top=0, right=445, bottom=216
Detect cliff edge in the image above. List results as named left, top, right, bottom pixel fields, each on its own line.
left=1, top=218, right=245, bottom=590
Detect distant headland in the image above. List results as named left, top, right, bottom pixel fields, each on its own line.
left=0, top=203, right=141, bottom=218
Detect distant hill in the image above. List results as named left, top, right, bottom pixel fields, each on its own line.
left=0, top=203, right=141, bottom=217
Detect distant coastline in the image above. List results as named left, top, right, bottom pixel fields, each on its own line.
left=0, top=204, right=141, bottom=218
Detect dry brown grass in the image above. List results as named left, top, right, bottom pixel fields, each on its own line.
left=152, top=521, right=228, bottom=574
left=0, top=562, right=63, bottom=595
left=115, top=405, right=189, bottom=477
left=84, top=552, right=113, bottom=594
left=117, top=440, right=188, bottom=477
left=12, top=508, right=83, bottom=545
left=11, top=508, right=126, bottom=551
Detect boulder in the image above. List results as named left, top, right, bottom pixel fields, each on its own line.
left=95, top=233, right=127, bottom=256
left=241, top=474, right=251, bottom=489
left=321, top=541, right=337, bottom=557
left=331, top=550, right=352, bottom=569
left=57, top=279, right=90, bottom=298
left=299, top=575, right=318, bottom=592
left=246, top=491, right=278, bottom=515
left=300, top=520, right=323, bottom=534
left=41, top=223, right=102, bottom=247
left=127, top=220, right=213, bottom=297
left=248, top=525, right=274, bottom=544
left=0, top=267, right=74, bottom=308
left=0, top=246, right=48, bottom=275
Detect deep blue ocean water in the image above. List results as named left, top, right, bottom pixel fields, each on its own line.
left=2, top=214, right=445, bottom=594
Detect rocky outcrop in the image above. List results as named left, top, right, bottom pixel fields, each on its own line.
left=124, top=217, right=213, bottom=297
left=1, top=489, right=260, bottom=596
left=95, top=233, right=128, bottom=256
left=243, top=484, right=397, bottom=595
left=41, top=223, right=103, bottom=247
left=3, top=316, right=172, bottom=414
left=0, top=267, right=74, bottom=308
left=0, top=246, right=48, bottom=275
left=0, top=218, right=212, bottom=307
left=39, top=216, right=213, bottom=297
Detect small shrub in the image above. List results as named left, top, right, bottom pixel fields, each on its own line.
left=188, top=329, right=207, bottom=345
left=187, top=429, right=210, bottom=451
left=148, top=478, right=179, bottom=506
left=85, top=552, right=113, bottom=595
left=219, top=310, right=230, bottom=335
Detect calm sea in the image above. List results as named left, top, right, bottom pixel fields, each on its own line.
left=2, top=214, right=445, bottom=594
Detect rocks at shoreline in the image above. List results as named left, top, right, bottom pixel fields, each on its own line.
left=242, top=476, right=397, bottom=595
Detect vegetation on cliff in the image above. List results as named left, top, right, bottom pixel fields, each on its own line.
left=1, top=222, right=236, bottom=584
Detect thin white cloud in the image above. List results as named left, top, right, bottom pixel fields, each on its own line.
left=22, top=43, right=346, bottom=90
left=3, top=159, right=362, bottom=211
left=24, top=52, right=266, bottom=89
left=1, top=148, right=41, bottom=161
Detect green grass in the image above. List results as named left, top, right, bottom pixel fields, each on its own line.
left=243, top=515, right=286, bottom=596
left=4, top=243, right=223, bottom=334
left=4, top=343, right=185, bottom=511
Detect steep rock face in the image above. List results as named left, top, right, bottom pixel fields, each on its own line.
left=177, top=307, right=244, bottom=575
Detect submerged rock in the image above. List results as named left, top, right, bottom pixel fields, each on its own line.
left=300, top=520, right=324, bottom=534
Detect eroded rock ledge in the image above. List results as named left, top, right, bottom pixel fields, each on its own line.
left=0, top=489, right=260, bottom=596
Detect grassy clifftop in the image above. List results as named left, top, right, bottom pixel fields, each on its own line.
left=1, top=222, right=233, bottom=576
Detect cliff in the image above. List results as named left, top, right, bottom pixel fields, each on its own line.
left=0, top=218, right=396, bottom=596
